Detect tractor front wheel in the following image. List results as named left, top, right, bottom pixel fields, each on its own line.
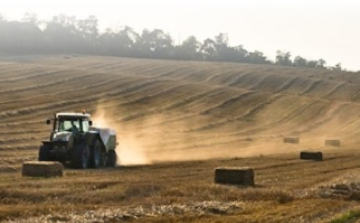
left=38, top=145, right=50, bottom=161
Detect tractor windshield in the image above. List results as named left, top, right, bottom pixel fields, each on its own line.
left=57, top=117, right=90, bottom=132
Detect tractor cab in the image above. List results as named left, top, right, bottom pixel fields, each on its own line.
left=47, top=112, right=93, bottom=141
left=53, top=113, right=92, bottom=132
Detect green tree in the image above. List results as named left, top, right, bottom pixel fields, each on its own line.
left=44, top=14, right=87, bottom=53
left=200, top=38, right=216, bottom=60
left=98, top=26, right=139, bottom=57
left=0, top=20, right=44, bottom=54
left=77, top=15, right=99, bottom=51
left=247, top=51, right=267, bottom=64
left=137, top=29, right=173, bottom=58
left=294, top=56, right=307, bottom=67
left=333, top=63, right=342, bottom=71
left=317, top=58, right=326, bottom=68
left=306, top=60, right=318, bottom=68
left=276, top=51, right=292, bottom=66
left=174, top=36, right=201, bottom=60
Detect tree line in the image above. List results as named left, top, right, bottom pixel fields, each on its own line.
left=0, top=14, right=342, bottom=70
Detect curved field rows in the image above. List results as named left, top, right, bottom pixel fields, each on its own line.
left=0, top=55, right=359, bottom=165
left=1, top=55, right=360, bottom=222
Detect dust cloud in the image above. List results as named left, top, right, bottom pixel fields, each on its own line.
left=89, top=101, right=349, bottom=166
left=89, top=104, right=237, bottom=166
left=90, top=105, right=294, bottom=166
left=91, top=106, right=153, bottom=166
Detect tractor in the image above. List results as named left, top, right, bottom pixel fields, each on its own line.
left=38, top=112, right=117, bottom=169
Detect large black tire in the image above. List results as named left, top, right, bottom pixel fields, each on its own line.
left=71, top=143, right=90, bottom=169
left=38, top=145, right=50, bottom=161
left=89, top=139, right=103, bottom=168
left=106, top=150, right=117, bottom=167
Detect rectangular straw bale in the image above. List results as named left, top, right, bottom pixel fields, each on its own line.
left=300, top=151, right=323, bottom=161
left=325, top=139, right=341, bottom=147
left=283, top=137, right=299, bottom=144
left=22, top=161, right=64, bottom=177
left=215, top=167, right=254, bottom=186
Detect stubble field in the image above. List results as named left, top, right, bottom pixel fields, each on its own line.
left=0, top=55, right=360, bottom=222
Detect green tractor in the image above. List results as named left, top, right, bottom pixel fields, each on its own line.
left=39, top=112, right=118, bottom=169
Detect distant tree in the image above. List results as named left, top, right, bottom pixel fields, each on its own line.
left=333, top=63, right=342, bottom=71
left=98, top=26, right=140, bottom=57
left=0, top=14, right=343, bottom=70
left=137, top=29, right=173, bottom=58
left=213, top=33, right=250, bottom=62
left=306, top=60, right=318, bottom=68
left=0, top=20, right=44, bottom=54
left=276, top=51, right=292, bottom=66
left=226, top=45, right=248, bottom=62
left=214, top=33, right=228, bottom=60
left=174, top=36, right=201, bottom=60
left=317, top=58, right=326, bottom=68
left=247, top=51, right=267, bottom=64
left=294, top=56, right=307, bottom=67
left=200, top=38, right=217, bottom=61
left=44, top=14, right=86, bottom=53
left=77, top=15, right=99, bottom=51
left=98, top=28, right=118, bottom=56
left=118, top=26, right=140, bottom=56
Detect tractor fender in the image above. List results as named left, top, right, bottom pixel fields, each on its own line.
left=88, top=128, right=117, bottom=153
left=85, top=132, right=105, bottom=152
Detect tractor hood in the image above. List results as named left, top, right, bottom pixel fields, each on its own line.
left=52, top=132, right=72, bottom=142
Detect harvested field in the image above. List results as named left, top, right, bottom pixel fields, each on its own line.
left=0, top=55, right=360, bottom=222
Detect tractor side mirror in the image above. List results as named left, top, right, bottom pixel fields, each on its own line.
left=46, top=119, right=51, bottom=125
left=89, top=120, right=93, bottom=126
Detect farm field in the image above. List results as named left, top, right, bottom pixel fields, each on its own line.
left=0, top=55, right=360, bottom=222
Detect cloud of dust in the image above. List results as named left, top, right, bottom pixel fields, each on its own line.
left=91, top=105, right=153, bottom=166
left=89, top=100, right=357, bottom=166
left=90, top=103, right=237, bottom=166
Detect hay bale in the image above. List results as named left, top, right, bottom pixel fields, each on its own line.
left=300, top=151, right=323, bottom=161
left=325, top=139, right=341, bottom=147
left=283, top=137, right=299, bottom=144
left=215, top=167, right=254, bottom=186
left=22, top=161, right=64, bottom=177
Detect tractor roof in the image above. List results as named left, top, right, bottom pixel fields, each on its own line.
left=56, top=112, right=91, bottom=119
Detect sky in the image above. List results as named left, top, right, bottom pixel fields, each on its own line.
left=1, top=0, right=359, bottom=71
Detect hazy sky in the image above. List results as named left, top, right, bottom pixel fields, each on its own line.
left=1, top=0, right=359, bottom=70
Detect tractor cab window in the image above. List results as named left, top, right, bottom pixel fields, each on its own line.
left=58, top=119, right=81, bottom=132
left=82, top=119, right=90, bottom=132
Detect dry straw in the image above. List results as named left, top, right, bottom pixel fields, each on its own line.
left=300, top=151, right=323, bottom=161
left=214, top=167, right=254, bottom=186
left=325, top=139, right=341, bottom=147
left=22, top=161, right=64, bottom=177
left=283, top=137, right=299, bottom=144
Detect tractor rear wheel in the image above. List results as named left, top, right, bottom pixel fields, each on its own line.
left=106, top=150, right=117, bottom=167
left=90, top=139, right=103, bottom=168
left=71, top=143, right=90, bottom=169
